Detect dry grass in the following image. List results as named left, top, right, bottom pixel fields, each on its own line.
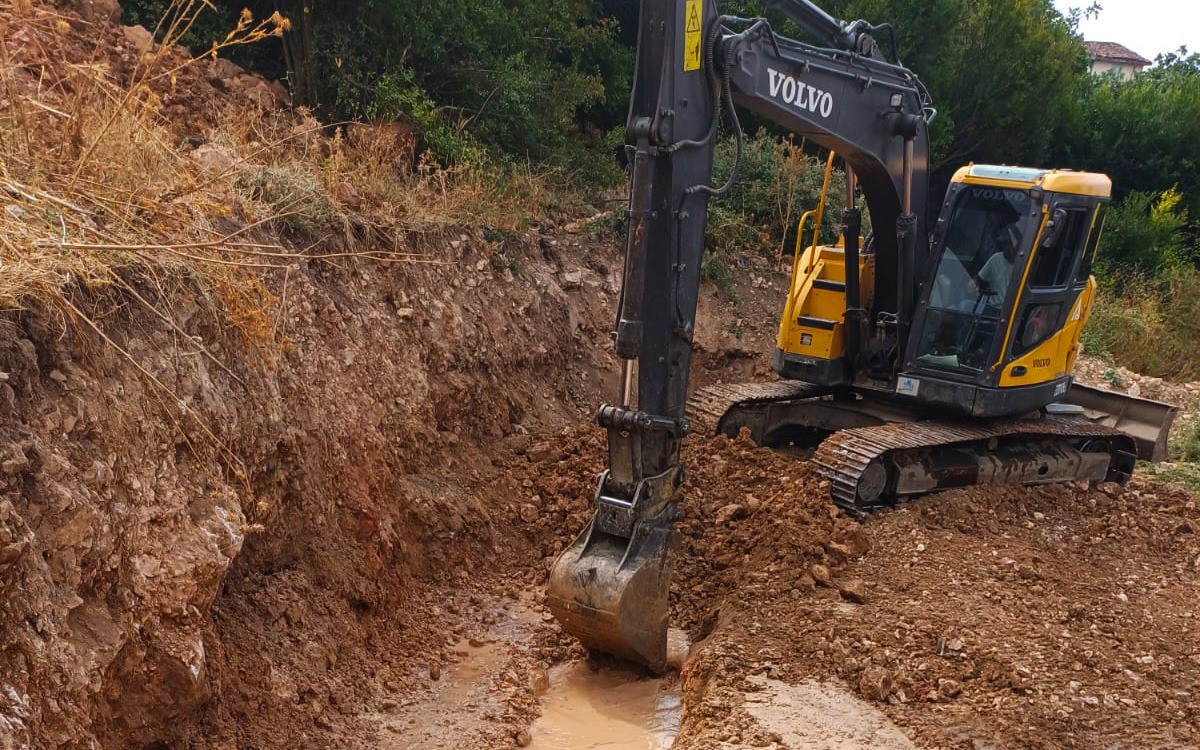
left=0, top=0, right=568, bottom=314
left=1082, top=267, right=1200, bottom=381
left=0, top=0, right=575, bottom=476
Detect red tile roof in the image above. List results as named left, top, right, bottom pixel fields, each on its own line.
left=1085, top=41, right=1152, bottom=66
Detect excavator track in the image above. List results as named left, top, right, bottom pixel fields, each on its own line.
left=686, top=381, right=830, bottom=434
left=812, top=418, right=1137, bottom=513
left=689, top=382, right=1138, bottom=515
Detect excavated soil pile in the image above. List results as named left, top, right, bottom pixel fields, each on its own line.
left=509, top=426, right=847, bottom=632
left=678, top=477, right=1200, bottom=749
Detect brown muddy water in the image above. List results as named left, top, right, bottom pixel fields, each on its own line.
left=527, top=628, right=689, bottom=749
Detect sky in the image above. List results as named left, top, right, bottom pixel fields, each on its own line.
left=1052, top=0, right=1199, bottom=62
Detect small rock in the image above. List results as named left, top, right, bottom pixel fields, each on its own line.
left=429, top=664, right=441, bottom=681
left=811, top=564, right=833, bottom=588
left=1116, top=592, right=1129, bottom=603
left=946, top=638, right=965, bottom=652
left=514, top=729, right=532, bottom=747
left=4, top=205, right=26, bottom=222
left=823, top=541, right=854, bottom=564
left=75, top=0, right=120, bottom=23
left=1098, top=482, right=1123, bottom=497
left=832, top=519, right=872, bottom=555
left=715, top=503, right=746, bottom=524
left=938, top=678, right=962, bottom=699
left=858, top=667, right=893, bottom=701
left=122, top=24, right=154, bottom=52
left=48, top=369, right=67, bottom=383
left=561, top=270, right=584, bottom=289
left=525, top=443, right=558, bottom=463
left=527, top=667, right=549, bottom=695
left=395, top=307, right=416, bottom=320
left=838, top=578, right=867, bottom=604
left=190, top=143, right=240, bottom=174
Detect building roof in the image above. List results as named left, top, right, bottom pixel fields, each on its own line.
left=1085, top=41, right=1152, bottom=67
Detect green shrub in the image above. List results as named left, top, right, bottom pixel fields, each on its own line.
left=370, top=71, right=485, bottom=166
left=1096, top=188, right=1190, bottom=278
left=1083, top=266, right=1200, bottom=380
left=705, top=132, right=846, bottom=259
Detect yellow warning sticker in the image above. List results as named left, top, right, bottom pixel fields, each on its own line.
left=684, top=0, right=703, bottom=71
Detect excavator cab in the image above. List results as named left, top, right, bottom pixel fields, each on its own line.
left=901, top=165, right=1110, bottom=416
left=780, top=164, right=1111, bottom=417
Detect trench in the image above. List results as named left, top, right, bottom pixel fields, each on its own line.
left=361, top=585, right=690, bottom=749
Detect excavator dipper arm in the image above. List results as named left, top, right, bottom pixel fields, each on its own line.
left=547, top=0, right=931, bottom=672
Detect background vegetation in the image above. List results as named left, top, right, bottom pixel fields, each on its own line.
left=119, top=0, right=1200, bottom=380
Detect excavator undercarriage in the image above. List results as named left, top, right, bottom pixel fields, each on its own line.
left=687, top=381, right=1173, bottom=514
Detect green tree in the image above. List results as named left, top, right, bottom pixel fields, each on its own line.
left=822, top=0, right=1086, bottom=170
left=1096, top=188, right=1191, bottom=278
left=1054, top=50, right=1200, bottom=213
left=269, top=0, right=624, bottom=167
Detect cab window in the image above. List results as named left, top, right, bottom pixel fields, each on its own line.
left=1028, top=208, right=1089, bottom=288
left=1074, top=204, right=1107, bottom=284
left=1012, top=302, right=1062, bottom=356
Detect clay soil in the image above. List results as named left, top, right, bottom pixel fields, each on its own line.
left=4, top=7, right=1200, bottom=746
left=185, top=248, right=1200, bottom=750
left=5, top=226, right=1198, bottom=748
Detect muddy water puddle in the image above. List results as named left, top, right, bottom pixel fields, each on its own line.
left=527, top=628, right=688, bottom=750
left=528, top=661, right=680, bottom=749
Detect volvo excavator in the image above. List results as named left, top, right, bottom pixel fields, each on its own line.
left=546, top=0, right=1177, bottom=672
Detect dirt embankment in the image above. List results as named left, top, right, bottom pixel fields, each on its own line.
left=490, top=410, right=1200, bottom=750
left=0, top=222, right=622, bottom=748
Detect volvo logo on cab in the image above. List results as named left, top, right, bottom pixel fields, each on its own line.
left=766, top=67, right=833, bottom=118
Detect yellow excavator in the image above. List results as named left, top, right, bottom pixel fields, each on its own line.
left=547, top=0, right=1176, bottom=672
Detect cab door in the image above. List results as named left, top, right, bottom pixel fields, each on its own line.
left=998, top=197, right=1107, bottom=388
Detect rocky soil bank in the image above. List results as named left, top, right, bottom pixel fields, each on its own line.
left=0, top=223, right=622, bottom=748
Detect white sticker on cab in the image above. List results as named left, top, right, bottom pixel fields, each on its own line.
left=896, top=377, right=920, bottom=397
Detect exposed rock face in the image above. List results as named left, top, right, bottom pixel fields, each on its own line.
left=0, top=227, right=616, bottom=748
left=0, top=320, right=252, bottom=748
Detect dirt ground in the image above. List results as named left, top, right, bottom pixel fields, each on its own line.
left=4, top=5, right=1200, bottom=747
left=5, top=218, right=1198, bottom=748
left=181, top=243, right=1200, bottom=750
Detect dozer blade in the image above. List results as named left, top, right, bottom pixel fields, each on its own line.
left=546, top=508, right=674, bottom=673
left=1064, top=382, right=1178, bottom=462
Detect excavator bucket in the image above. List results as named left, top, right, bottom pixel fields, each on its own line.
left=546, top=509, right=675, bottom=673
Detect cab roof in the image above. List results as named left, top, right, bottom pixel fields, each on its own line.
left=952, top=164, right=1112, bottom=198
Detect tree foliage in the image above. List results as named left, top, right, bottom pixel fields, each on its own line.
left=818, top=0, right=1086, bottom=170
left=1096, top=188, right=1190, bottom=277
left=1055, top=51, right=1200, bottom=213
left=120, top=0, right=1196, bottom=242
